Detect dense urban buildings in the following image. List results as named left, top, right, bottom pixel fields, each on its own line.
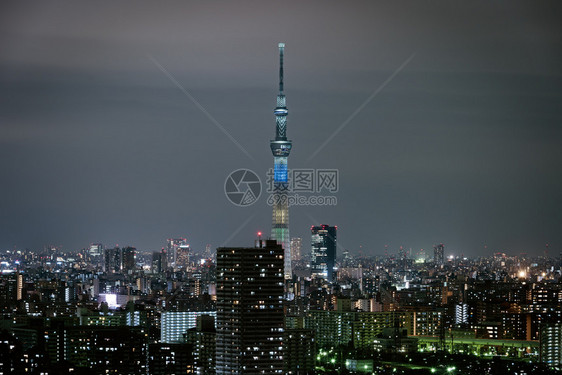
left=0, top=41, right=559, bottom=375
left=103, top=246, right=136, bottom=274
left=1, top=237, right=562, bottom=374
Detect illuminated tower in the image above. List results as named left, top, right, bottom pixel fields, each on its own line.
left=270, top=42, right=292, bottom=279
left=433, top=243, right=444, bottom=266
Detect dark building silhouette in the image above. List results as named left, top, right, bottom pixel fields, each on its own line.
left=185, top=314, right=216, bottom=375
left=152, top=250, right=167, bottom=274
left=121, top=246, right=136, bottom=274
left=215, top=240, right=284, bottom=374
left=311, top=225, right=337, bottom=281
left=103, top=246, right=135, bottom=274
left=148, top=342, right=194, bottom=375
left=434, top=243, right=444, bottom=266
left=104, top=247, right=121, bottom=274
left=284, top=328, right=316, bottom=374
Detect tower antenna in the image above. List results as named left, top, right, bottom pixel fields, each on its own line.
left=278, top=43, right=284, bottom=93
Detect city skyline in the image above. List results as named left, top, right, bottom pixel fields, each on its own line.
left=1, top=1, right=561, bottom=257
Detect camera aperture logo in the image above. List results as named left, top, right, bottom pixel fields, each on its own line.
left=224, top=169, right=262, bottom=207
left=225, top=168, right=338, bottom=207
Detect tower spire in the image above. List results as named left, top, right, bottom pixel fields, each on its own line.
left=273, top=43, right=288, bottom=141
left=278, top=43, right=284, bottom=93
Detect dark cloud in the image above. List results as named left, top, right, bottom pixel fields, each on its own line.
left=0, top=0, right=561, bottom=256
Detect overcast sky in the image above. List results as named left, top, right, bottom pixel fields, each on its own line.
left=1, top=1, right=561, bottom=257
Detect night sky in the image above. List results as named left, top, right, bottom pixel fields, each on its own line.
left=1, top=1, right=561, bottom=257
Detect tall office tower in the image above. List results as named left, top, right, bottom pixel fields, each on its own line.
left=433, top=243, right=444, bottom=266
left=121, top=246, right=136, bottom=273
left=175, top=244, right=191, bottom=270
left=16, top=272, right=23, bottom=301
left=167, top=238, right=188, bottom=269
left=89, top=243, right=103, bottom=257
left=310, top=225, right=337, bottom=281
left=152, top=252, right=163, bottom=274
left=290, top=237, right=302, bottom=261
left=88, top=243, right=103, bottom=268
left=216, top=240, right=284, bottom=374
left=104, top=247, right=121, bottom=274
left=270, top=43, right=293, bottom=279
left=152, top=249, right=167, bottom=274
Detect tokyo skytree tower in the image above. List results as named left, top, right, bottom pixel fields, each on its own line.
left=270, top=43, right=292, bottom=279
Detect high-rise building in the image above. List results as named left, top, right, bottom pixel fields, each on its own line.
left=270, top=43, right=293, bottom=279
left=121, top=246, right=136, bottom=274
left=175, top=244, right=190, bottom=270
left=104, top=247, right=121, bottom=274
left=167, top=238, right=188, bottom=269
left=540, top=323, right=562, bottom=370
left=284, top=329, right=316, bottom=374
left=89, top=243, right=103, bottom=257
left=16, top=272, right=23, bottom=301
left=310, top=225, right=337, bottom=281
left=290, top=237, right=302, bottom=261
left=185, top=315, right=216, bottom=375
left=152, top=250, right=167, bottom=274
left=216, top=240, right=284, bottom=374
left=433, top=243, right=444, bottom=266
left=0, top=274, right=18, bottom=307
left=102, top=246, right=135, bottom=274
